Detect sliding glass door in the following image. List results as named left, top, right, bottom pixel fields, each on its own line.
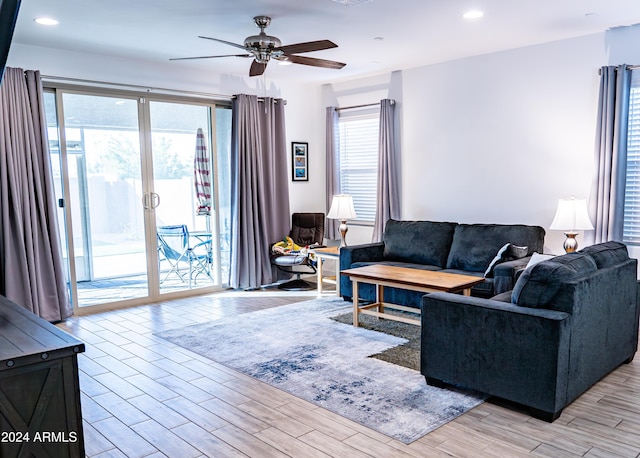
left=45, top=88, right=231, bottom=310
left=149, top=101, right=216, bottom=293
left=61, top=93, right=148, bottom=306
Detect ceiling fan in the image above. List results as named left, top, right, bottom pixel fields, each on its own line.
left=170, top=15, right=346, bottom=77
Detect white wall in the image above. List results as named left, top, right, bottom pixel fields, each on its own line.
left=401, top=33, right=606, bottom=254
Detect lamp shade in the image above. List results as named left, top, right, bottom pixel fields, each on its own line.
left=327, top=194, right=357, bottom=220
left=549, top=197, right=594, bottom=231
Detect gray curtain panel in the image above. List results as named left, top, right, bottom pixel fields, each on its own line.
left=325, top=106, right=340, bottom=240
left=588, top=65, right=632, bottom=243
left=229, top=94, right=290, bottom=289
left=0, top=68, right=72, bottom=321
left=372, top=99, right=400, bottom=242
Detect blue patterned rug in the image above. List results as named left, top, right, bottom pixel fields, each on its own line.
left=156, top=297, right=484, bottom=443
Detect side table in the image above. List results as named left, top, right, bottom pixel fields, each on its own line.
left=311, top=246, right=341, bottom=296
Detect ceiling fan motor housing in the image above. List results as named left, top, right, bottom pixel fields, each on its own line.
left=244, top=16, right=283, bottom=63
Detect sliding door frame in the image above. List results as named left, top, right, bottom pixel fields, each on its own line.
left=46, top=82, right=231, bottom=315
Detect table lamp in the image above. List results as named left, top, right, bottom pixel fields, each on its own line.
left=549, top=197, right=594, bottom=253
left=327, top=194, right=357, bottom=248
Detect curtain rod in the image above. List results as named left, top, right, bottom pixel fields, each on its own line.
left=41, top=75, right=233, bottom=100
left=231, top=95, right=287, bottom=104
left=598, top=64, right=640, bottom=74
left=336, top=100, right=395, bottom=111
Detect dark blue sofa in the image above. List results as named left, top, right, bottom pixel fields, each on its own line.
left=340, top=219, right=546, bottom=305
left=421, top=241, right=639, bottom=421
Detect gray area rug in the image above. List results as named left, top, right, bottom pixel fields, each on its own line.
left=331, top=310, right=421, bottom=371
left=156, top=297, right=484, bottom=444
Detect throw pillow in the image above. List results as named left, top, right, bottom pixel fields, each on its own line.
left=483, top=243, right=530, bottom=278
left=524, top=252, right=555, bottom=270
left=506, top=244, right=529, bottom=259
left=484, top=243, right=510, bottom=277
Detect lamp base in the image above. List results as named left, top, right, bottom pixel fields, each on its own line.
left=563, top=231, right=580, bottom=253
left=339, top=220, right=349, bottom=248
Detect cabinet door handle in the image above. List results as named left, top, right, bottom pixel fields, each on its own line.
left=151, top=192, right=160, bottom=209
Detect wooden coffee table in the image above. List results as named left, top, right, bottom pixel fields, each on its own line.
left=342, top=264, right=485, bottom=327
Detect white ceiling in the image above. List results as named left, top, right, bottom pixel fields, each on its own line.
left=11, top=0, right=640, bottom=84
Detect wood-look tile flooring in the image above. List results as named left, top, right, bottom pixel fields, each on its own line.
left=57, top=289, right=640, bottom=458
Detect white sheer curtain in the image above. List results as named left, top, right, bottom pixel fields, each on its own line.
left=588, top=65, right=632, bottom=243
left=325, top=106, right=340, bottom=240
left=372, top=99, right=400, bottom=242
left=0, top=68, right=71, bottom=321
left=229, top=94, right=290, bottom=289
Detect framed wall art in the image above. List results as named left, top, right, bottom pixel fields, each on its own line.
left=291, top=141, right=308, bottom=181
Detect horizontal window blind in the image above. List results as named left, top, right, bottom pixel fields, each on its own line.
left=338, top=113, right=379, bottom=222
left=624, top=80, right=640, bottom=244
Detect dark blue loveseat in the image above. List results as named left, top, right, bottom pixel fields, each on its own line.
left=421, top=241, right=639, bottom=421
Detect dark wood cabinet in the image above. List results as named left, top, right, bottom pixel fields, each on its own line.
left=0, top=296, right=85, bottom=457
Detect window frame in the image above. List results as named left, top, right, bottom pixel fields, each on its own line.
left=337, top=108, right=379, bottom=225
left=623, top=70, right=640, bottom=244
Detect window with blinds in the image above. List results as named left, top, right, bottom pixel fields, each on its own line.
left=338, top=111, right=379, bottom=223
left=623, top=79, right=640, bottom=244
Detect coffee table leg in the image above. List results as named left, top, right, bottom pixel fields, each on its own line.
left=353, top=280, right=359, bottom=327
left=376, top=284, right=384, bottom=316
left=463, top=288, right=471, bottom=296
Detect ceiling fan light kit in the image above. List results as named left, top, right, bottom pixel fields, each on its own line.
left=171, top=16, right=346, bottom=77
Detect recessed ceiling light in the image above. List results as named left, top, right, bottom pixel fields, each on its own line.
left=463, top=10, right=484, bottom=20
left=277, top=59, right=293, bottom=66
left=331, top=0, right=373, bottom=6
left=34, top=17, right=59, bottom=26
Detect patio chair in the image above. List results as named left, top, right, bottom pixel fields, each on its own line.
left=157, top=225, right=212, bottom=288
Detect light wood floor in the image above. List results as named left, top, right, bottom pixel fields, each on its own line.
left=57, top=289, right=640, bottom=458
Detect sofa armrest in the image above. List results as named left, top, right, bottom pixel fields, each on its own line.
left=339, top=242, right=384, bottom=299
left=339, top=242, right=385, bottom=269
left=492, top=257, right=531, bottom=295
left=421, top=292, right=571, bottom=416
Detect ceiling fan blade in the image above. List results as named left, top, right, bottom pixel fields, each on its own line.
left=278, top=40, right=337, bottom=55
left=285, top=55, right=346, bottom=70
left=198, top=36, right=248, bottom=51
left=170, top=54, right=251, bottom=61
left=250, top=60, right=267, bottom=77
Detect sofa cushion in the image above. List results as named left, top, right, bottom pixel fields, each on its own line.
left=446, top=224, right=545, bottom=273
left=511, top=252, right=598, bottom=308
left=383, top=219, right=456, bottom=268
left=491, top=291, right=513, bottom=303
left=579, top=241, right=629, bottom=268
